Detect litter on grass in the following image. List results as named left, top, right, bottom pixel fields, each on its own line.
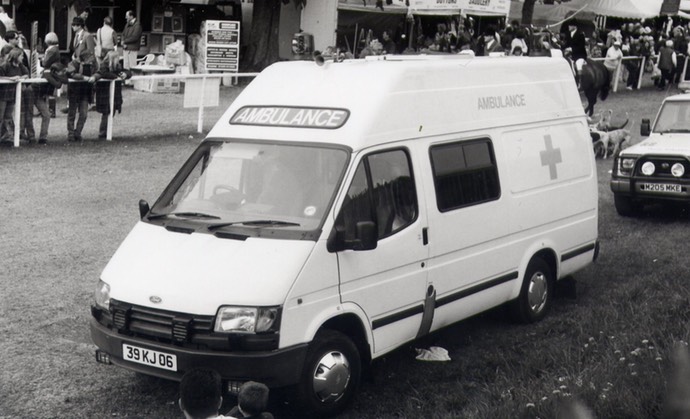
left=415, top=346, right=451, bottom=361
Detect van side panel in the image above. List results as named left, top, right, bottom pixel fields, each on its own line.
left=280, top=239, right=347, bottom=348
left=420, top=120, right=597, bottom=332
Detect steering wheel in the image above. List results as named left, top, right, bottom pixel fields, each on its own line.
left=213, top=184, right=240, bottom=195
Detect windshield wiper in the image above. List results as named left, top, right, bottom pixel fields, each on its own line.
left=659, top=128, right=690, bottom=134
left=147, top=212, right=221, bottom=220
left=208, top=219, right=301, bottom=230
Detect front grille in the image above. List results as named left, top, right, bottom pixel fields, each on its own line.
left=97, top=299, right=279, bottom=352
left=109, top=299, right=215, bottom=346
left=636, top=156, right=690, bottom=179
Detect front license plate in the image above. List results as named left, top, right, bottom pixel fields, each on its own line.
left=640, top=183, right=682, bottom=193
left=122, top=343, right=177, bottom=371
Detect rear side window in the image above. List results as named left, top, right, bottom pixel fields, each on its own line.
left=430, top=139, right=500, bottom=211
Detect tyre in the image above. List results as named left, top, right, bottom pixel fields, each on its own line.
left=512, top=257, right=554, bottom=323
left=295, top=330, right=361, bottom=418
left=614, top=194, right=641, bottom=217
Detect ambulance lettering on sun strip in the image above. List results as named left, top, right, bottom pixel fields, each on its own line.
left=230, top=106, right=350, bottom=129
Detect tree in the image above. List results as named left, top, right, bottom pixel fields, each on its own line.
left=243, top=0, right=306, bottom=71
left=521, top=0, right=536, bottom=26
left=52, top=0, right=91, bottom=14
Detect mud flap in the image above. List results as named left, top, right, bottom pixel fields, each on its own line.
left=416, top=285, right=436, bottom=339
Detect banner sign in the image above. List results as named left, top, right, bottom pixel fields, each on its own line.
left=205, top=20, right=240, bottom=73
left=409, top=0, right=509, bottom=14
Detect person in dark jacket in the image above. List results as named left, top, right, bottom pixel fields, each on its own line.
left=121, top=10, right=142, bottom=72
left=91, top=50, right=127, bottom=140
left=657, top=39, right=677, bottom=90
left=226, top=381, right=274, bottom=419
left=66, top=48, right=97, bottom=142
left=0, top=48, right=28, bottom=144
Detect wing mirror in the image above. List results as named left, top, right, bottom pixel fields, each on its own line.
left=139, top=199, right=150, bottom=219
left=327, top=221, right=378, bottom=252
left=640, top=118, right=651, bottom=136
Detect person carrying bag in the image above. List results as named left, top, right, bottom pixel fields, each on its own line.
left=96, top=16, right=117, bottom=61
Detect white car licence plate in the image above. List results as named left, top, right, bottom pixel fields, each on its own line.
left=122, top=343, right=177, bottom=371
left=640, top=183, right=682, bottom=193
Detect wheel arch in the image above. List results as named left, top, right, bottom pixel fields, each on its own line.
left=512, top=245, right=559, bottom=297
left=319, top=312, right=372, bottom=366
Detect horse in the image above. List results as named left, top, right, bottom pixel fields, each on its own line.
left=565, top=55, right=610, bottom=117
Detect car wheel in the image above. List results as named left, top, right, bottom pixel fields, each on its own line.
left=513, top=257, right=554, bottom=323
left=295, top=330, right=361, bottom=418
left=614, top=194, right=641, bottom=216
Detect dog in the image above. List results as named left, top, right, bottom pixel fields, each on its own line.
left=592, top=124, right=632, bottom=159
left=589, top=109, right=629, bottom=132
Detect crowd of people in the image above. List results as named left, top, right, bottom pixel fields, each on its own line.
left=352, top=15, right=690, bottom=91
left=0, top=8, right=142, bottom=146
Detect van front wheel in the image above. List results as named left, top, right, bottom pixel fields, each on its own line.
left=296, top=330, right=361, bottom=417
left=513, top=257, right=554, bottom=323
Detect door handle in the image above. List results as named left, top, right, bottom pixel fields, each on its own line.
left=422, top=227, right=429, bottom=245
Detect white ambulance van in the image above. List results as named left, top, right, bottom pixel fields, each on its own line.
left=91, top=55, right=598, bottom=416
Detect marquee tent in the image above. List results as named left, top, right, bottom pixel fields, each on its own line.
left=508, top=2, right=596, bottom=27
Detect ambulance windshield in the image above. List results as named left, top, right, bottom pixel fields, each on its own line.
left=149, top=141, right=349, bottom=234
left=654, top=101, right=690, bottom=133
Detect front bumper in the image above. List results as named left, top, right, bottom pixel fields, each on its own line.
left=610, top=177, right=690, bottom=202
left=90, top=317, right=308, bottom=387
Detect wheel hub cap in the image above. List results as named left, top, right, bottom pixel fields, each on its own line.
left=528, top=272, right=548, bottom=313
left=312, top=351, right=351, bottom=403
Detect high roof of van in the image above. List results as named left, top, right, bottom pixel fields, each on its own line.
left=208, top=55, right=584, bottom=151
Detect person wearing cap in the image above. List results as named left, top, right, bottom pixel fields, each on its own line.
left=603, top=40, right=623, bottom=86
left=657, top=39, right=677, bottom=90
left=562, top=20, right=587, bottom=62
left=562, top=20, right=587, bottom=87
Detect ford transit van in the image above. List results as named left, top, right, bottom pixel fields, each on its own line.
left=91, top=55, right=598, bottom=416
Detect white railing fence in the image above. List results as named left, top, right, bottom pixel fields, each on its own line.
left=3, top=72, right=259, bottom=148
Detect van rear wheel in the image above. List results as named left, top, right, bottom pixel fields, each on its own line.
left=513, top=257, right=554, bottom=323
left=295, top=330, right=361, bottom=417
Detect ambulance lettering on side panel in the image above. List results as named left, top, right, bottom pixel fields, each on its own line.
left=90, top=55, right=598, bottom=417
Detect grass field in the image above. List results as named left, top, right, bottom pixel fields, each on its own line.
left=1, top=77, right=689, bottom=418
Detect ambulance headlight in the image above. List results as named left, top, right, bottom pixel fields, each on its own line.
left=616, top=157, right=637, bottom=177
left=214, top=306, right=280, bottom=333
left=641, top=161, right=656, bottom=176
left=94, top=280, right=111, bottom=310
left=671, top=163, right=685, bottom=177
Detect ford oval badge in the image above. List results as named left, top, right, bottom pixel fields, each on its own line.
left=149, top=296, right=162, bottom=304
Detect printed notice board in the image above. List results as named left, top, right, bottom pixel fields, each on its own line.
left=205, top=20, right=240, bottom=73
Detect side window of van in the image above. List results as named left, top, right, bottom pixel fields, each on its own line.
left=337, top=149, right=418, bottom=240
left=430, top=139, right=500, bottom=211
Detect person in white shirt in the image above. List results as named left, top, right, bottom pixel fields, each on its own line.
left=509, top=29, right=528, bottom=56
left=604, top=41, right=624, bottom=86
left=96, top=16, right=117, bottom=64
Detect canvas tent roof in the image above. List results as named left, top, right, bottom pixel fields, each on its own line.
left=508, top=2, right=596, bottom=28
left=337, top=0, right=508, bottom=16
left=562, top=0, right=664, bottom=19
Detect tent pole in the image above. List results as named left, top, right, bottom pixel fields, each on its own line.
left=353, top=23, right=359, bottom=56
